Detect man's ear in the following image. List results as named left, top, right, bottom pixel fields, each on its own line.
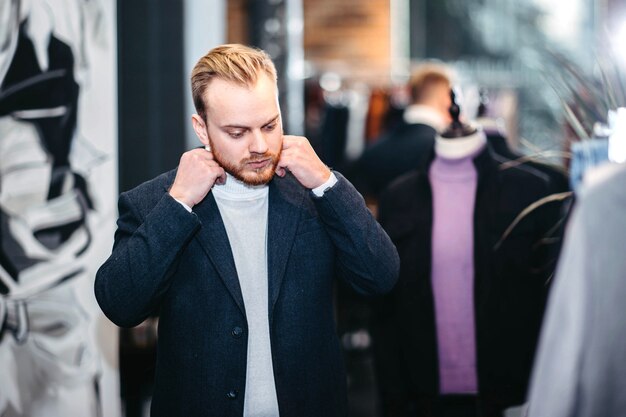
left=191, top=114, right=210, bottom=146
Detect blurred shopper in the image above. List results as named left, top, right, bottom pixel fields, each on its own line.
left=527, top=164, right=626, bottom=417
left=353, top=63, right=453, bottom=197
left=94, top=44, right=399, bottom=417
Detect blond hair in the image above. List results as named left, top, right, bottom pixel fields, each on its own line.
left=408, top=63, right=451, bottom=104
left=191, top=44, right=278, bottom=120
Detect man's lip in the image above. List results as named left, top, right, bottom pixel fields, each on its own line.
left=247, top=159, right=270, bottom=169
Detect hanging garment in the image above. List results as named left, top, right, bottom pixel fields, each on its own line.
left=527, top=163, right=626, bottom=417
left=318, top=103, right=349, bottom=169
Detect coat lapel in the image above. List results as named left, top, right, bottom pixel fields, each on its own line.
left=192, top=193, right=247, bottom=317
left=267, top=175, right=305, bottom=321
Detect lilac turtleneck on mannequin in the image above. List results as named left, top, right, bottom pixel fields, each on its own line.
left=429, top=143, right=485, bottom=394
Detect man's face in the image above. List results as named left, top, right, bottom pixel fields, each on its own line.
left=195, top=73, right=283, bottom=186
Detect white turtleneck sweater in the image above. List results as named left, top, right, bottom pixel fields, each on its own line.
left=211, top=173, right=279, bottom=417
left=403, top=104, right=448, bottom=132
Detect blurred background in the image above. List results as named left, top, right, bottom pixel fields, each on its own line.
left=114, top=0, right=626, bottom=196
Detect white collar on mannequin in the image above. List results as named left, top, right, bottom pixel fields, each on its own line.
left=435, top=126, right=487, bottom=159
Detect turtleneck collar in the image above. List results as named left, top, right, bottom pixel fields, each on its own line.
left=435, top=128, right=487, bottom=160
left=403, top=104, right=448, bottom=132
left=211, top=172, right=269, bottom=201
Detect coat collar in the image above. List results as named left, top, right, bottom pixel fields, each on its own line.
left=266, top=174, right=307, bottom=321
left=191, top=192, right=246, bottom=316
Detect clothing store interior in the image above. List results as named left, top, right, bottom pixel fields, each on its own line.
left=1, top=0, right=626, bottom=417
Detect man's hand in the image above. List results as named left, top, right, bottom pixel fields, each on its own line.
left=169, top=148, right=226, bottom=208
left=275, top=135, right=331, bottom=189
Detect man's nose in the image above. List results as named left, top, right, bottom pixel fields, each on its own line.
left=250, top=130, right=269, bottom=154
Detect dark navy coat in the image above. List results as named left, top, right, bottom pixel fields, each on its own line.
left=95, top=170, right=399, bottom=417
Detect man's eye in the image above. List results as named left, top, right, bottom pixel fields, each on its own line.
left=229, top=131, right=244, bottom=138
left=264, top=123, right=276, bottom=131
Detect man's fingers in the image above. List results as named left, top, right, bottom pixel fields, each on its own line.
left=277, top=147, right=312, bottom=174
left=281, top=135, right=305, bottom=149
left=215, top=167, right=227, bottom=184
left=276, top=149, right=292, bottom=169
left=275, top=166, right=286, bottom=177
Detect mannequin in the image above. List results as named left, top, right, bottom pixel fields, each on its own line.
left=428, top=89, right=488, bottom=400
left=372, top=88, right=561, bottom=417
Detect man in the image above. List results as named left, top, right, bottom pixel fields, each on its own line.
left=353, top=63, right=452, bottom=197
left=94, top=44, right=399, bottom=417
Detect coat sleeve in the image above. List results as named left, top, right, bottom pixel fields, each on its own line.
left=94, top=191, right=200, bottom=327
left=312, top=172, right=400, bottom=295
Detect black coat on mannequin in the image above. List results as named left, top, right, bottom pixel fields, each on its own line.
left=372, top=143, right=561, bottom=417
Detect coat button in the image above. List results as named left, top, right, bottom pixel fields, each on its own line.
left=226, top=389, right=238, bottom=400
left=231, top=326, right=243, bottom=338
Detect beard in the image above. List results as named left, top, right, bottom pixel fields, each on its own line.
left=209, top=139, right=281, bottom=186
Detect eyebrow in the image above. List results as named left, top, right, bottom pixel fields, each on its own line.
left=222, top=115, right=279, bottom=130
